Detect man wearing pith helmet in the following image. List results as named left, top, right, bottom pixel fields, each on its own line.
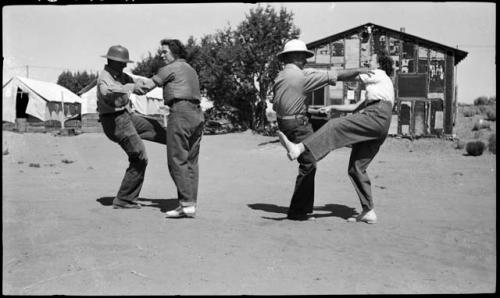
left=272, top=39, right=370, bottom=220
left=97, top=45, right=167, bottom=209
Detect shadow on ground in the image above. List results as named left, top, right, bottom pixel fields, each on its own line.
left=247, top=203, right=357, bottom=221
left=97, top=197, right=179, bottom=213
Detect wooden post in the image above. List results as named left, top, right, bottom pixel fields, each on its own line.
left=61, top=91, right=65, bottom=129
left=444, top=52, right=455, bottom=135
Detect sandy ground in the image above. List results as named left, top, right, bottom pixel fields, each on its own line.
left=2, top=129, right=496, bottom=295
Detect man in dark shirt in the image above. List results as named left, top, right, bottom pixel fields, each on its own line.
left=97, top=45, right=167, bottom=209
left=141, top=39, right=204, bottom=218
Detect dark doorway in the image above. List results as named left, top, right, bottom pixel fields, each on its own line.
left=15, top=88, right=29, bottom=118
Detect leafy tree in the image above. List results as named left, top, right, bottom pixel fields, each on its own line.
left=190, top=5, right=300, bottom=129
left=132, top=49, right=165, bottom=78
left=191, top=28, right=258, bottom=128
left=57, top=70, right=97, bottom=94
left=235, top=5, right=300, bottom=103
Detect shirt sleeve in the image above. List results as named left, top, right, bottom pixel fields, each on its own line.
left=302, top=68, right=338, bottom=93
left=97, top=78, right=135, bottom=108
left=152, top=65, right=175, bottom=87
left=359, top=70, right=381, bottom=84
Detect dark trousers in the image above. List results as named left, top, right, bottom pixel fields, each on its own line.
left=278, top=116, right=317, bottom=217
left=167, top=101, right=205, bottom=207
left=100, top=111, right=167, bottom=204
left=303, top=100, right=392, bottom=210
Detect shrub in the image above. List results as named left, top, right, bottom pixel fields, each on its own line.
left=474, top=96, right=489, bottom=106
left=462, top=109, right=476, bottom=117
left=485, top=108, right=496, bottom=121
left=203, top=105, right=245, bottom=135
left=472, top=119, right=490, bottom=131
left=488, top=133, right=496, bottom=154
left=465, top=141, right=486, bottom=156
left=488, top=96, right=496, bottom=105
left=478, top=105, right=489, bottom=114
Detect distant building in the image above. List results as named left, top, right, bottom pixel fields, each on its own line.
left=305, top=23, right=468, bottom=137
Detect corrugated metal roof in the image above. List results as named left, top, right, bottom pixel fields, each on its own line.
left=306, top=22, right=468, bottom=65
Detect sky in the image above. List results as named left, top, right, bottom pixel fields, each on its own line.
left=2, top=2, right=496, bottom=103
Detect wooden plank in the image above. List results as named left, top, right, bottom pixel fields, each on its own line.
left=444, top=52, right=455, bottom=134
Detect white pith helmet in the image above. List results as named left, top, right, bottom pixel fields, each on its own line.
left=277, top=39, right=314, bottom=60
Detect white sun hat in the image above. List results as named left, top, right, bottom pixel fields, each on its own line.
left=277, top=39, right=314, bottom=60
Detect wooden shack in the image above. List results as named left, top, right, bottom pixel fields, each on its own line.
left=305, top=23, right=468, bottom=137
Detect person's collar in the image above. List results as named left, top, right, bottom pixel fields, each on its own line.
left=104, top=64, right=124, bottom=78
left=285, top=63, right=301, bottom=70
left=165, top=58, right=185, bottom=65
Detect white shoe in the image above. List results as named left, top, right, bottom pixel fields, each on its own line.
left=347, top=209, right=377, bottom=224
left=165, top=206, right=196, bottom=218
left=276, top=131, right=301, bottom=161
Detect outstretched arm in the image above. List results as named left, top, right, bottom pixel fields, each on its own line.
left=336, top=68, right=371, bottom=81
left=319, top=97, right=367, bottom=114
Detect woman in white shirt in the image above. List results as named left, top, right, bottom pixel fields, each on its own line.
left=276, top=51, right=395, bottom=224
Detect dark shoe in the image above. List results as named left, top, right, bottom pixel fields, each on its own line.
left=287, top=213, right=315, bottom=221
left=113, top=202, right=141, bottom=209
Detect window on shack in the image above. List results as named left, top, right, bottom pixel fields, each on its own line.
left=331, top=41, right=345, bottom=57
left=373, top=33, right=387, bottom=53
left=429, top=50, right=445, bottom=92
left=316, top=44, right=330, bottom=64
left=401, top=40, right=416, bottom=73
left=330, top=40, right=345, bottom=67
left=388, top=36, right=401, bottom=74
left=417, top=46, right=429, bottom=74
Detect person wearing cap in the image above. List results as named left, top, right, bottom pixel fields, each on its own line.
left=139, top=39, right=204, bottom=218
left=97, top=45, right=167, bottom=209
left=275, top=50, right=395, bottom=224
left=272, top=39, right=370, bottom=221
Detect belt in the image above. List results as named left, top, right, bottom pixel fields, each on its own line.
left=365, top=100, right=385, bottom=107
left=171, top=98, right=200, bottom=105
left=277, top=113, right=308, bottom=120
left=99, top=109, right=127, bottom=117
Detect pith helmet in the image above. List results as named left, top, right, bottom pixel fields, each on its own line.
left=277, top=39, right=314, bottom=60
left=101, top=45, right=133, bottom=63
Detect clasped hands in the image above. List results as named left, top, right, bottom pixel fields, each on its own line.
left=318, top=105, right=336, bottom=114
left=132, top=79, right=156, bottom=96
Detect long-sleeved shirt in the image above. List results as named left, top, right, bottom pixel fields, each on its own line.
left=96, top=65, right=137, bottom=115
left=272, top=63, right=338, bottom=117
left=151, top=59, right=201, bottom=107
left=358, top=69, right=395, bottom=106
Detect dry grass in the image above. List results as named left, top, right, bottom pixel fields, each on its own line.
left=488, top=133, right=496, bottom=154
left=455, top=104, right=496, bottom=153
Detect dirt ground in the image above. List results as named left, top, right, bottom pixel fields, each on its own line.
left=2, top=127, right=496, bottom=294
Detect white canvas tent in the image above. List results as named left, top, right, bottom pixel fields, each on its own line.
left=2, top=76, right=82, bottom=123
left=80, top=72, right=165, bottom=116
